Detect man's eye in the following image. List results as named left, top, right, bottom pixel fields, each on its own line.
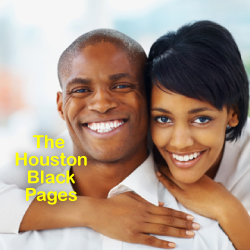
left=73, top=89, right=89, bottom=93
left=114, top=84, right=130, bottom=89
left=155, top=117, right=172, bottom=124
left=194, top=117, right=211, bottom=124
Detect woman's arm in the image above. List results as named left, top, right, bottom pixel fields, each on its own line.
left=157, top=166, right=250, bottom=250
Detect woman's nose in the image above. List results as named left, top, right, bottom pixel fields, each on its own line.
left=169, top=124, right=194, bottom=149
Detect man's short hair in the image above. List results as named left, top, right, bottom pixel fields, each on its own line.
left=147, top=20, right=249, bottom=141
left=58, top=29, right=146, bottom=87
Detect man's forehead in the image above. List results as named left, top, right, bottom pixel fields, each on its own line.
left=58, top=30, right=147, bottom=89
left=75, top=42, right=131, bottom=63
left=77, top=43, right=134, bottom=67
left=62, top=43, right=142, bottom=85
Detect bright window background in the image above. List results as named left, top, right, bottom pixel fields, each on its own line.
left=1, top=0, right=250, bottom=167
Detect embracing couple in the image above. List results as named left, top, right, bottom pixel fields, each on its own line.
left=0, top=20, right=249, bottom=250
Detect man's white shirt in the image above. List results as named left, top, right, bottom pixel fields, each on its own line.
left=0, top=153, right=235, bottom=250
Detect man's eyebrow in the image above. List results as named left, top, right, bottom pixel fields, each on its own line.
left=151, top=107, right=214, bottom=114
left=67, top=77, right=91, bottom=86
left=109, top=73, right=133, bottom=81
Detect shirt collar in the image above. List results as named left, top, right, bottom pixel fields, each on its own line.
left=107, top=152, right=159, bottom=206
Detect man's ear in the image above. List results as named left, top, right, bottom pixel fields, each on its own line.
left=57, top=91, right=65, bottom=120
left=228, top=106, right=239, bottom=127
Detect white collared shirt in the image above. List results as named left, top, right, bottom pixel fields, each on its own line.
left=0, top=153, right=235, bottom=250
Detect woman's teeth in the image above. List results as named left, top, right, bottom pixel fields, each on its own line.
left=172, top=152, right=201, bottom=162
left=87, top=120, right=124, bottom=133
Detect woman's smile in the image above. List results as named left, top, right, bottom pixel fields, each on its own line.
left=150, top=84, right=238, bottom=183
left=167, top=150, right=206, bottom=169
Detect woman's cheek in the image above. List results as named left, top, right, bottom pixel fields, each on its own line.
left=151, top=125, right=168, bottom=148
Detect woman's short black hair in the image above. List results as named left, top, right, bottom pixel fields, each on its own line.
left=146, top=20, right=249, bottom=141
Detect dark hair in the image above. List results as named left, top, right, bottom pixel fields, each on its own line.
left=58, top=29, right=146, bottom=87
left=147, top=20, right=249, bottom=141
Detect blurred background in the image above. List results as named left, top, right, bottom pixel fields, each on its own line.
left=1, top=0, right=250, bottom=167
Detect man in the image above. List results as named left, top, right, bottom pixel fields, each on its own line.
left=0, top=29, right=234, bottom=249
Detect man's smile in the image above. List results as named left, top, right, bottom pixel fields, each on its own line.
left=83, top=119, right=128, bottom=134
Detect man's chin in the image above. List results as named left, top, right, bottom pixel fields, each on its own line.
left=86, top=152, right=125, bottom=163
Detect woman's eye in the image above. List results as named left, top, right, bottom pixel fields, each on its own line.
left=156, top=117, right=172, bottom=124
left=194, top=117, right=211, bottom=124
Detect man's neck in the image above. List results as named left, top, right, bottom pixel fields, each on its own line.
left=71, top=145, right=148, bottom=198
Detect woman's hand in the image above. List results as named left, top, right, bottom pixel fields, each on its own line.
left=156, top=165, right=233, bottom=220
left=20, top=190, right=199, bottom=249
left=156, top=165, right=250, bottom=249
left=86, top=192, right=200, bottom=249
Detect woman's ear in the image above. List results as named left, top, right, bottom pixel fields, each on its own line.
left=57, top=92, right=65, bottom=120
left=228, top=106, right=239, bottom=127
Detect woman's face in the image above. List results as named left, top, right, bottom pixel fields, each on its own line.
left=150, top=84, right=239, bottom=184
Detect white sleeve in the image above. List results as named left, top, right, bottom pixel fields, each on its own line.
left=217, top=225, right=236, bottom=250
left=230, top=134, right=250, bottom=214
left=227, top=242, right=236, bottom=250
left=220, top=119, right=250, bottom=215
left=0, top=181, right=35, bottom=234
left=231, top=165, right=250, bottom=215
left=0, top=130, right=72, bottom=233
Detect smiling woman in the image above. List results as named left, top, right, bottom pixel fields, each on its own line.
left=147, top=20, right=250, bottom=249
left=151, top=88, right=238, bottom=183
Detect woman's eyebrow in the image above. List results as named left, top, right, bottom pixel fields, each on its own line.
left=151, top=107, right=214, bottom=114
left=151, top=108, right=172, bottom=114
left=188, top=108, right=214, bottom=114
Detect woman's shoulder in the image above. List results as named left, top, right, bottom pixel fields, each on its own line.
left=227, top=118, right=250, bottom=212
left=216, top=118, right=250, bottom=188
left=226, top=117, right=250, bottom=152
left=240, top=117, right=250, bottom=141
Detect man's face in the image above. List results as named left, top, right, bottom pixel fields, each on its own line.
left=57, top=42, right=148, bottom=163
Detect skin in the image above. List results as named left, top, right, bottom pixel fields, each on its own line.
left=20, top=42, right=200, bottom=249
left=151, top=84, right=238, bottom=184
left=57, top=42, right=149, bottom=198
left=58, top=42, right=148, bottom=165
left=151, top=84, right=250, bottom=249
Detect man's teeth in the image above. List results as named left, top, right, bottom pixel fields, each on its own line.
left=87, top=121, right=124, bottom=133
left=172, top=152, right=201, bottom=162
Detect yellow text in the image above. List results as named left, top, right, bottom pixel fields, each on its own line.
left=26, top=188, right=77, bottom=205
left=15, top=153, right=87, bottom=167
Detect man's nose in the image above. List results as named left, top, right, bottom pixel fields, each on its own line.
left=88, top=90, right=118, bottom=113
left=169, top=124, right=194, bottom=149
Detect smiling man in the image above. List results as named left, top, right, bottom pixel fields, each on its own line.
left=56, top=35, right=149, bottom=197
left=0, top=29, right=234, bottom=250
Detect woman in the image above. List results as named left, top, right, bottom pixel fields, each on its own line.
left=1, top=20, right=249, bottom=249
left=147, top=20, right=250, bottom=249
